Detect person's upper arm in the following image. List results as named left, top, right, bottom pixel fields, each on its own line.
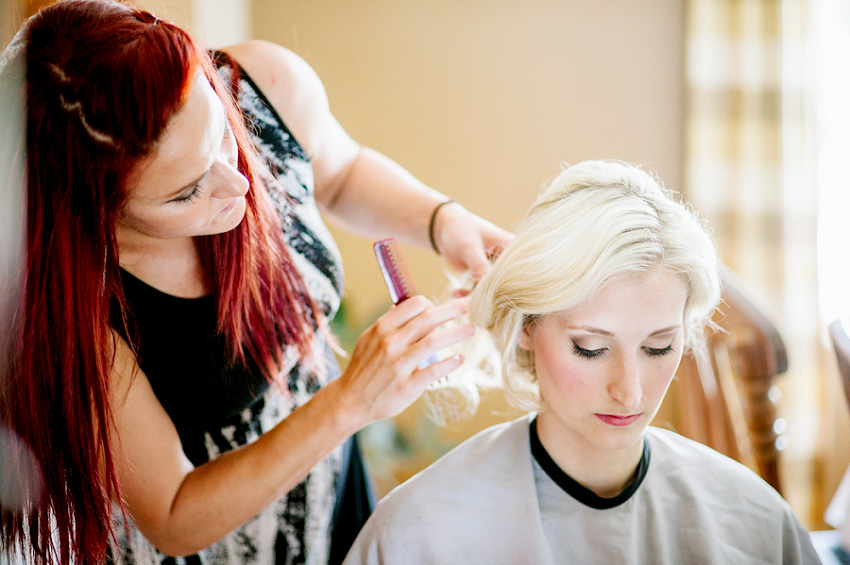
left=109, top=336, right=195, bottom=552
left=220, top=40, right=359, bottom=215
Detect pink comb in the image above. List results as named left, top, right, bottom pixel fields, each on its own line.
left=373, top=237, right=459, bottom=426
left=373, top=238, right=416, bottom=304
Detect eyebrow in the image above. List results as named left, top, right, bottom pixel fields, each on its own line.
left=568, top=325, right=681, bottom=338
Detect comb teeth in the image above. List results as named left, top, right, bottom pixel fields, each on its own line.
left=374, top=237, right=416, bottom=304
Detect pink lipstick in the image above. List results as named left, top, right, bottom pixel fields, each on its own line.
left=217, top=199, right=237, bottom=217
left=595, top=413, right=642, bottom=426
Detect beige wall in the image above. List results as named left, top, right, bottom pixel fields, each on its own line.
left=131, top=0, right=250, bottom=48
left=252, top=0, right=686, bottom=329
left=250, top=0, right=689, bottom=496
left=2, top=0, right=685, bottom=326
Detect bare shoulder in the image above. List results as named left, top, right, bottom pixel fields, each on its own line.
left=220, top=40, right=327, bottom=150
left=221, top=41, right=313, bottom=92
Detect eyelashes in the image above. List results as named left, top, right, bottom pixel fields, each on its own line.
left=646, top=345, right=674, bottom=357
left=571, top=342, right=674, bottom=360
left=572, top=343, right=605, bottom=359
left=173, top=182, right=206, bottom=205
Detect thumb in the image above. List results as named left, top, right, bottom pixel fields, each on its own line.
left=464, top=250, right=491, bottom=280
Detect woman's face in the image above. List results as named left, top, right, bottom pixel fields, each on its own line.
left=119, top=71, right=248, bottom=241
left=521, top=269, right=688, bottom=460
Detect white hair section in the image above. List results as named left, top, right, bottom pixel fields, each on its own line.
left=0, top=20, right=27, bottom=322
left=0, top=23, right=27, bottom=77
left=0, top=18, right=32, bottom=536
left=461, top=160, right=721, bottom=413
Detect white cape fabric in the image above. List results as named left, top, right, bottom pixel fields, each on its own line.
left=344, top=415, right=820, bottom=565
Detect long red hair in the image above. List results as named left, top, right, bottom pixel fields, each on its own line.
left=0, top=1, right=324, bottom=562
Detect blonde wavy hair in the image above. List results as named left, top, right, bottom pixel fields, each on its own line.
left=466, top=160, right=720, bottom=412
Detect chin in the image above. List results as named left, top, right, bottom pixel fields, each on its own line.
left=587, top=417, right=649, bottom=450
left=596, top=431, right=646, bottom=452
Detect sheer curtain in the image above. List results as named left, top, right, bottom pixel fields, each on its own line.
left=811, top=0, right=850, bottom=529
left=683, top=0, right=823, bottom=524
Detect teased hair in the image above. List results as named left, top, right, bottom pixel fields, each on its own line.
left=0, top=1, right=325, bottom=562
left=469, top=160, right=721, bottom=410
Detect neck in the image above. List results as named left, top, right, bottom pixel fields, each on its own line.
left=117, top=228, right=207, bottom=298
left=535, top=412, right=645, bottom=498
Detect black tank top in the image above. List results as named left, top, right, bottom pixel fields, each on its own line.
left=117, top=268, right=270, bottom=465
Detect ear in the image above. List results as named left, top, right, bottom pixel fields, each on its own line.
left=517, top=323, right=533, bottom=351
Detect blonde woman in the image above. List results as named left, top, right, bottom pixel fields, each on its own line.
left=344, top=160, right=818, bottom=564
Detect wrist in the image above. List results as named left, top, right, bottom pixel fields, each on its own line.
left=315, top=377, right=371, bottom=437
left=428, top=199, right=462, bottom=255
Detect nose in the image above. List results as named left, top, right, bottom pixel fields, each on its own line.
left=210, top=160, right=249, bottom=199
left=607, top=353, right=642, bottom=411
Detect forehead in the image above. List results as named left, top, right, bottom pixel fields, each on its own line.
left=550, top=270, right=688, bottom=332
left=125, top=71, right=224, bottom=201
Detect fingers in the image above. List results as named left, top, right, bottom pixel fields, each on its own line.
left=340, top=296, right=475, bottom=422
left=374, top=297, right=472, bottom=371
left=400, top=296, right=469, bottom=343
left=371, top=292, right=461, bottom=333
left=354, top=295, right=469, bottom=367
left=467, top=253, right=491, bottom=281
left=436, top=209, right=513, bottom=279
left=405, top=320, right=475, bottom=370
left=408, top=353, right=465, bottom=389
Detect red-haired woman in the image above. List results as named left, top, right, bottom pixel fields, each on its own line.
left=0, top=1, right=510, bottom=563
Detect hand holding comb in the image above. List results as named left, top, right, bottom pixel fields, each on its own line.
left=373, top=237, right=459, bottom=426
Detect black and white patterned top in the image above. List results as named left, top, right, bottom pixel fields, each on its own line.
left=109, top=56, right=352, bottom=565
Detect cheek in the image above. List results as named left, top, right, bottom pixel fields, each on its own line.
left=534, top=345, right=594, bottom=399
left=121, top=203, right=206, bottom=237
left=644, top=355, right=682, bottom=399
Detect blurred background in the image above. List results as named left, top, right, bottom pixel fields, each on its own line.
left=3, top=0, right=849, bottom=532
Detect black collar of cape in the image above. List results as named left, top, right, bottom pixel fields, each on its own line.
left=529, top=415, right=651, bottom=510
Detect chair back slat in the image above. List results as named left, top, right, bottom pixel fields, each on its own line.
left=675, top=268, right=785, bottom=493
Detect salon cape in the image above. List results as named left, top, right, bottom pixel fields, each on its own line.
left=344, top=415, right=819, bottom=564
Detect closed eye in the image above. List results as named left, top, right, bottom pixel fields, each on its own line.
left=645, top=345, right=674, bottom=357
left=571, top=342, right=606, bottom=359
left=172, top=182, right=205, bottom=205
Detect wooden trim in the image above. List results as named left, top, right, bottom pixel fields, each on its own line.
left=675, top=266, right=786, bottom=493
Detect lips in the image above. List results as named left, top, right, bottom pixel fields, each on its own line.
left=217, top=199, right=238, bottom=217
left=595, top=413, right=642, bottom=426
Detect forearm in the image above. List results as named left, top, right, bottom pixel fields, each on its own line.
left=319, top=147, right=450, bottom=248
left=146, top=381, right=360, bottom=556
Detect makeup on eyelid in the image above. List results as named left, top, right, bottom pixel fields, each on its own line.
left=570, top=340, right=676, bottom=360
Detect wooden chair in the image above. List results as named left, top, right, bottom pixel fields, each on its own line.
left=674, top=267, right=787, bottom=493
left=828, top=318, right=850, bottom=410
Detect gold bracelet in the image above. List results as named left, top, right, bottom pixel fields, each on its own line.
left=428, top=199, right=458, bottom=255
